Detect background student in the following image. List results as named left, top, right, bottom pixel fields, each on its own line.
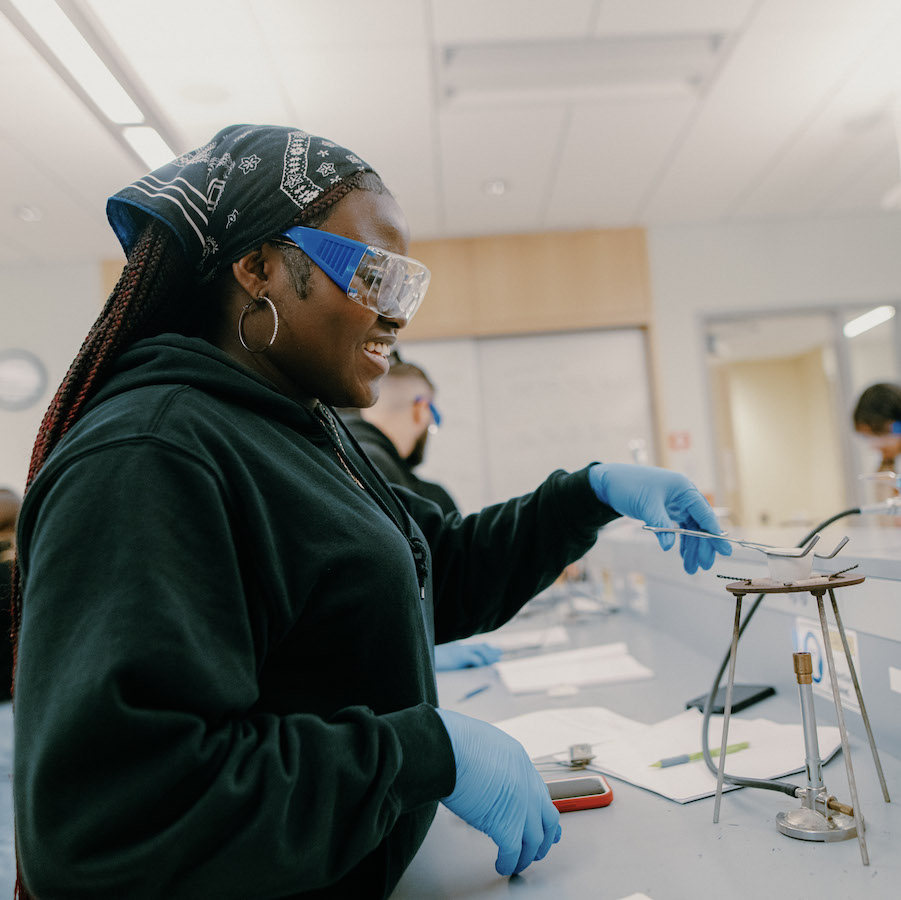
left=853, top=382, right=901, bottom=474
left=340, top=355, right=459, bottom=515
left=340, top=356, right=503, bottom=671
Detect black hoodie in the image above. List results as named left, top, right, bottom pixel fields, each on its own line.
left=14, top=334, right=618, bottom=899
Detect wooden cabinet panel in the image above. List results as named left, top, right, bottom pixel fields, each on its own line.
left=401, top=239, right=478, bottom=340
left=405, top=228, right=650, bottom=341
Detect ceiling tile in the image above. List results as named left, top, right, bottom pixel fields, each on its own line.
left=86, top=0, right=290, bottom=149
left=0, top=14, right=138, bottom=262
left=0, top=136, right=121, bottom=264
left=545, top=94, right=698, bottom=228
left=254, top=0, right=428, bottom=46
left=731, top=10, right=901, bottom=218
left=641, top=0, right=901, bottom=223
left=265, top=43, right=440, bottom=238
left=431, top=0, right=596, bottom=43
left=593, top=0, right=756, bottom=35
left=438, top=105, right=568, bottom=235
left=824, top=143, right=901, bottom=214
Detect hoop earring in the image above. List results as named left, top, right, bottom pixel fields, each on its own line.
left=238, top=295, right=279, bottom=353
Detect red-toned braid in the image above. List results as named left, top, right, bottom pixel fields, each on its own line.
left=26, top=221, right=189, bottom=489
left=10, top=219, right=190, bottom=689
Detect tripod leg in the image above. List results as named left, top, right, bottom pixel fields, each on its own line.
left=816, top=593, right=868, bottom=865
left=828, top=589, right=890, bottom=803
left=714, top=594, right=742, bottom=824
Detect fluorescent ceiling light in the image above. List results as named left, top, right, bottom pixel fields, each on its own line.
left=10, top=0, right=143, bottom=124
left=843, top=306, right=896, bottom=338
left=440, top=34, right=725, bottom=104
left=445, top=80, right=695, bottom=108
left=122, top=126, right=175, bottom=170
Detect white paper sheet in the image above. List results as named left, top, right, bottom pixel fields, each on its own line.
left=493, top=706, right=842, bottom=804
left=493, top=706, right=648, bottom=760
left=494, top=642, right=654, bottom=693
left=590, top=708, right=841, bottom=803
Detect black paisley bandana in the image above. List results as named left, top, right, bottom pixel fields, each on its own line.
left=106, top=123, right=376, bottom=283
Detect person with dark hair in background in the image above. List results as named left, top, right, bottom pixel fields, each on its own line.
left=340, top=358, right=502, bottom=671
left=0, top=488, right=20, bottom=702
left=11, top=123, right=731, bottom=899
left=853, top=382, right=901, bottom=474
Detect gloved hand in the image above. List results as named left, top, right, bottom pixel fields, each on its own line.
left=435, top=708, right=561, bottom=877
left=588, top=463, right=732, bottom=574
left=434, top=641, right=503, bottom=671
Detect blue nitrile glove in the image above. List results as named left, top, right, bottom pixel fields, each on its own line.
left=435, top=708, right=562, bottom=877
left=588, top=463, right=732, bottom=574
left=435, top=641, right=503, bottom=671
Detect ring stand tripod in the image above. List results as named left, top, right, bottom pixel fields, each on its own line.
left=718, top=573, right=890, bottom=865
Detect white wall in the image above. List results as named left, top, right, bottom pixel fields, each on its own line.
left=1, top=264, right=102, bottom=493
left=404, top=329, right=656, bottom=514
left=647, top=213, right=901, bottom=495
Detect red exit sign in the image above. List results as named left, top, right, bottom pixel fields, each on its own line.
left=667, top=431, right=691, bottom=451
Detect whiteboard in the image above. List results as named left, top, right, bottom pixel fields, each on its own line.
left=402, top=329, right=656, bottom=514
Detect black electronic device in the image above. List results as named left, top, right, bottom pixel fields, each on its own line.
left=686, top=683, right=775, bottom=714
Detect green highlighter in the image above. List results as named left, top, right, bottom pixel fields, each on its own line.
left=650, top=740, right=749, bottom=768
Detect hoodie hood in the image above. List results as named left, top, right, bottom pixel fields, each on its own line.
left=86, top=334, right=320, bottom=435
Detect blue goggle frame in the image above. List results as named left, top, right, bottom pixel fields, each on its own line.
left=279, top=225, right=430, bottom=322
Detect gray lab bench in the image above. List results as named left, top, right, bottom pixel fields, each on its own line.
left=392, top=527, right=901, bottom=900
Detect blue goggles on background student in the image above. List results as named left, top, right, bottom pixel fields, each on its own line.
left=279, top=226, right=431, bottom=322
left=858, top=421, right=901, bottom=451
left=415, top=396, right=442, bottom=434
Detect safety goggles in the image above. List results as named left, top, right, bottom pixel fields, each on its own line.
left=857, top=420, right=901, bottom=445
left=279, top=225, right=430, bottom=322
left=859, top=429, right=901, bottom=452
left=416, top=395, right=442, bottom=434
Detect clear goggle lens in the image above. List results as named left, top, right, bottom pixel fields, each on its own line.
left=348, top=246, right=430, bottom=321
left=278, top=226, right=430, bottom=322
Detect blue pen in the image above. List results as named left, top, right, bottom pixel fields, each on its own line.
left=460, top=684, right=490, bottom=701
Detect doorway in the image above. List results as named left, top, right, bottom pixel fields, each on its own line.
left=705, top=305, right=900, bottom=529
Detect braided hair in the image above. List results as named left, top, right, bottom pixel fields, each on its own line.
left=29, top=225, right=188, bottom=485
left=8, top=220, right=187, bottom=695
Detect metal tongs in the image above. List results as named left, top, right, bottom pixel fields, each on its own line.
left=642, top=526, right=850, bottom=582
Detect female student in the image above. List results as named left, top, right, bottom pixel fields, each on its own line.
left=12, top=124, right=730, bottom=898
